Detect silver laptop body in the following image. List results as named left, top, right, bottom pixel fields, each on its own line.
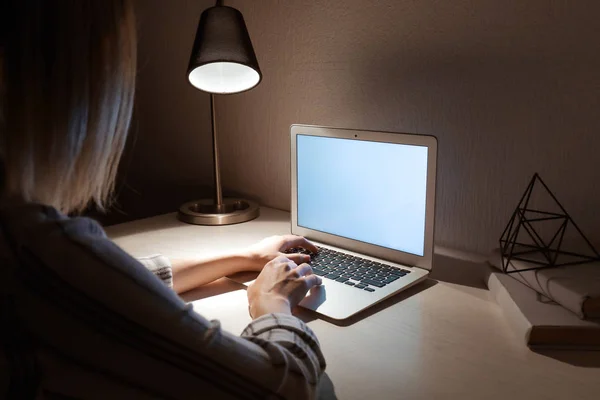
left=290, top=125, right=437, bottom=320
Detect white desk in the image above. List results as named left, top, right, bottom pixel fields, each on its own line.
left=106, top=207, right=600, bottom=400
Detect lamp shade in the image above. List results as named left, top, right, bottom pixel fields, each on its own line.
left=187, top=5, right=262, bottom=94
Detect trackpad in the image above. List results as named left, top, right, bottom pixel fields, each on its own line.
left=300, top=285, right=327, bottom=310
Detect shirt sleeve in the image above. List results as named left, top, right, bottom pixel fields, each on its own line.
left=6, top=208, right=326, bottom=400
left=137, top=254, right=173, bottom=288
left=241, top=313, right=326, bottom=387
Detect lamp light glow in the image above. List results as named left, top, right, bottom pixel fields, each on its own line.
left=188, top=62, right=260, bottom=94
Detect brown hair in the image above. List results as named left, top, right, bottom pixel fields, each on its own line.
left=0, top=0, right=136, bottom=213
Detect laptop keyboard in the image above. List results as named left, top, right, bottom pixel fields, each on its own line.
left=286, top=246, right=411, bottom=292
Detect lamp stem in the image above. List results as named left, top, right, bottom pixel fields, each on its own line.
left=210, top=94, right=223, bottom=207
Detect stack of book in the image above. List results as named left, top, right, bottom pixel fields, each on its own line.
left=487, top=249, right=600, bottom=349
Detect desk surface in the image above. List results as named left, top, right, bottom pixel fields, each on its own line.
left=106, top=207, right=600, bottom=400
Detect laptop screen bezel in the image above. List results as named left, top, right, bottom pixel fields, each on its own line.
left=290, top=124, right=437, bottom=271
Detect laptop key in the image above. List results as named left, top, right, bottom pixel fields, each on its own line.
left=325, top=273, right=340, bottom=280
left=312, top=269, right=328, bottom=276
left=344, top=281, right=355, bottom=286
left=364, top=287, right=375, bottom=292
left=336, top=277, right=349, bottom=283
left=360, top=278, right=386, bottom=288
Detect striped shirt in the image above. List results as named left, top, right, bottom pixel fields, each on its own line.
left=0, top=202, right=326, bottom=399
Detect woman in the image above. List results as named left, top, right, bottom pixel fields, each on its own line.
left=0, top=1, right=325, bottom=399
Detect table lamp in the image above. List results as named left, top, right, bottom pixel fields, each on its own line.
left=178, top=0, right=262, bottom=225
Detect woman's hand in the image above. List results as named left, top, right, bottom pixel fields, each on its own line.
left=245, top=235, right=318, bottom=271
left=247, top=255, right=322, bottom=318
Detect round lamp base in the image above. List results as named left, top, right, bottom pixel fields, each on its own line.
left=177, top=198, right=259, bottom=225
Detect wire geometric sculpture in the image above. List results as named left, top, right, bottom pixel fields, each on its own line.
left=499, top=173, right=600, bottom=274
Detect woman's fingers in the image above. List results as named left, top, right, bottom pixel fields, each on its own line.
left=283, top=235, right=318, bottom=253
left=292, top=263, right=313, bottom=278
left=276, top=257, right=296, bottom=271
left=302, top=274, right=323, bottom=288
left=285, top=253, right=312, bottom=265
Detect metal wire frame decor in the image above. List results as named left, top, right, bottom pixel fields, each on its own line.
left=499, top=173, right=600, bottom=274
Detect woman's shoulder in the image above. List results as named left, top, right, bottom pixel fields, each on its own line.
left=0, top=202, right=122, bottom=276
left=0, top=202, right=106, bottom=247
left=0, top=201, right=178, bottom=304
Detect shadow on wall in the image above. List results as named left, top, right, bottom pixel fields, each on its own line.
left=103, top=0, right=217, bottom=225
left=86, top=183, right=212, bottom=226
left=88, top=179, right=268, bottom=227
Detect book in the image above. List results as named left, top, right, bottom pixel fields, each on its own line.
left=488, top=249, right=600, bottom=319
left=487, top=272, right=600, bottom=349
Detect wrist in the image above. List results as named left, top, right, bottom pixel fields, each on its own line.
left=241, top=248, right=264, bottom=271
left=249, top=294, right=292, bottom=319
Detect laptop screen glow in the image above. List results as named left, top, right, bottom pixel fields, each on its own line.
left=297, top=134, right=428, bottom=256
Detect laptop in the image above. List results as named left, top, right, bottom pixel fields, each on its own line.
left=232, top=124, right=437, bottom=320
left=287, top=125, right=437, bottom=320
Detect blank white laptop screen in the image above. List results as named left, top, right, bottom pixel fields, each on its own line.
left=296, top=134, right=428, bottom=256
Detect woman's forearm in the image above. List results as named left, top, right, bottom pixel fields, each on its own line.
left=171, top=252, right=255, bottom=294
left=168, top=235, right=316, bottom=294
